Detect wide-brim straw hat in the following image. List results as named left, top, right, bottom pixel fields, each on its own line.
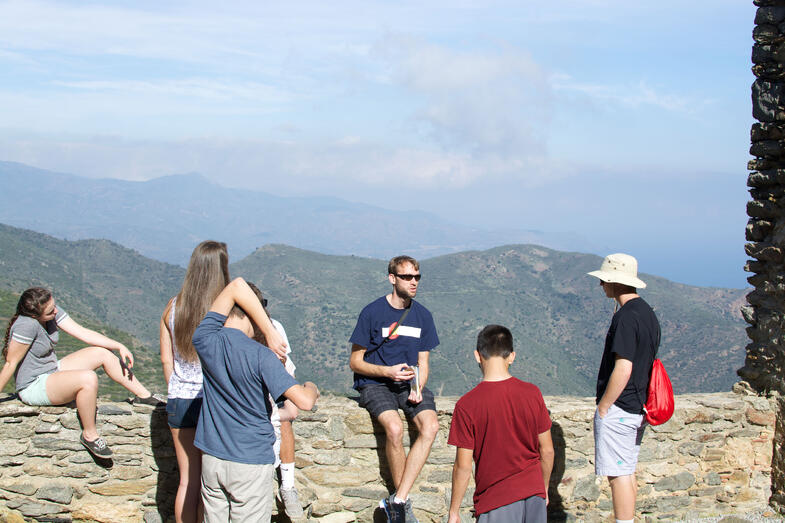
left=587, top=253, right=647, bottom=289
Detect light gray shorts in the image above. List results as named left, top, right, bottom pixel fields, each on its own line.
left=477, top=496, right=547, bottom=523
left=201, top=453, right=274, bottom=523
left=594, top=403, right=646, bottom=476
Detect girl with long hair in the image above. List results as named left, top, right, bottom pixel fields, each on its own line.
left=160, top=241, right=287, bottom=523
left=0, top=287, right=164, bottom=459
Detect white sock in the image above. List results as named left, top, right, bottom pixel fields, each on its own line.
left=280, top=462, right=295, bottom=490
left=394, top=495, right=406, bottom=504
left=616, top=519, right=634, bottom=523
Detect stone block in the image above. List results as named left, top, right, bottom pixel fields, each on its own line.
left=341, top=487, right=388, bottom=500
left=343, top=435, right=379, bottom=449
left=311, top=450, right=350, bottom=466
left=654, top=472, right=695, bottom=492
left=571, top=475, right=600, bottom=502
left=34, top=423, right=62, bottom=434
left=1, top=483, right=37, bottom=496
left=302, top=465, right=379, bottom=487
left=0, top=405, right=38, bottom=418
left=97, top=405, right=132, bottom=416
left=31, top=436, right=84, bottom=452
left=316, top=511, right=357, bottom=523
left=107, top=415, right=148, bottom=430
left=1, top=442, right=27, bottom=457
left=88, top=478, right=156, bottom=496
left=746, top=407, right=776, bottom=426
left=71, top=501, right=142, bottom=522
left=35, top=484, right=74, bottom=504
left=5, top=499, right=63, bottom=518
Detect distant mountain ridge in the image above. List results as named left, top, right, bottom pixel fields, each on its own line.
left=0, top=223, right=747, bottom=396
left=0, top=160, right=595, bottom=267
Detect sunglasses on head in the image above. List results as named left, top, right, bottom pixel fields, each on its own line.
left=395, top=273, right=421, bottom=281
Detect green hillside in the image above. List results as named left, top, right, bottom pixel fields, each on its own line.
left=233, top=245, right=747, bottom=396
left=0, top=223, right=748, bottom=397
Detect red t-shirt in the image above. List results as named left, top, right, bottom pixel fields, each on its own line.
left=448, top=377, right=551, bottom=515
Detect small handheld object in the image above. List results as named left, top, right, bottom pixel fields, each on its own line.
left=119, top=356, right=134, bottom=380
left=410, top=365, right=420, bottom=397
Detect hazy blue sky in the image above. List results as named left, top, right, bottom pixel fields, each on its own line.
left=0, top=1, right=755, bottom=288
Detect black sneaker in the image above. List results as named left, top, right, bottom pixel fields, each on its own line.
left=129, top=393, right=167, bottom=407
left=80, top=434, right=113, bottom=458
left=380, top=495, right=406, bottom=523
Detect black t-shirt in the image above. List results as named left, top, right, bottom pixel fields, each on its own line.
left=595, top=297, right=660, bottom=414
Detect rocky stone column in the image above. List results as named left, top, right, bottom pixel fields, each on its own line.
left=741, top=0, right=785, bottom=395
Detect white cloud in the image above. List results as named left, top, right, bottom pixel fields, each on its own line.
left=552, top=75, right=705, bottom=114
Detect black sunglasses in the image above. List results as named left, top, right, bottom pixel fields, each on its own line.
left=395, top=273, right=421, bottom=281
left=261, top=298, right=268, bottom=308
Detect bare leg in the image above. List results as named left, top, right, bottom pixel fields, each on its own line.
left=280, top=420, right=295, bottom=463
left=59, top=346, right=151, bottom=397
left=395, top=409, right=438, bottom=500
left=376, top=410, right=406, bottom=489
left=609, top=474, right=637, bottom=520
left=171, top=427, right=202, bottom=523
left=45, top=369, right=100, bottom=440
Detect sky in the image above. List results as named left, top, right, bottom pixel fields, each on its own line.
left=0, top=0, right=756, bottom=288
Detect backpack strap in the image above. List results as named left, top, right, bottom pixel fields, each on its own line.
left=363, top=303, right=411, bottom=357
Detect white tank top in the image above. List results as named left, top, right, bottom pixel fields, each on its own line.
left=167, top=297, right=203, bottom=399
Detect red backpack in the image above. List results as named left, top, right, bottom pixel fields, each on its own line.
left=643, top=359, right=674, bottom=425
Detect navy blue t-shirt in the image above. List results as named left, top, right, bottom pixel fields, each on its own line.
left=193, top=312, right=298, bottom=465
left=350, top=296, right=439, bottom=389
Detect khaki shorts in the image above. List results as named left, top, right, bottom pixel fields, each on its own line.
left=201, top=453, right=274, bottom=522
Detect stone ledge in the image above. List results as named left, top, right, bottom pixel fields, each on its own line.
left=0, top=391, right=776, bottom=522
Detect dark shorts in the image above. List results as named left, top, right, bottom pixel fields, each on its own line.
left=358, top=382, right=436, bottom=419
left=166, top=397, right=203, bottom=429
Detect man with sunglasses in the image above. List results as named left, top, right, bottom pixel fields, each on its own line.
left=350, top=255, right=440, bottom=523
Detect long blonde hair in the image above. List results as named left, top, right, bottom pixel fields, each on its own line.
left=173, top=241, right=230, bottom=362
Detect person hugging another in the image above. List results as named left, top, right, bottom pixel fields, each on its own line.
left=193, top=277, right=319, bottom=523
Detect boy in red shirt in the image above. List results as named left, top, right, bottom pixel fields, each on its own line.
left=447, top=325, right=554, bottom=523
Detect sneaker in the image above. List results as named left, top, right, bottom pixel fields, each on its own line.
left=379, top=495, right=406, bottom=523
left=80, top=434, right=113, bottom=458
left=404, top=498, right=419, bottom=523
left=278, top=486, right=305, bottom=520
left=129, top=393, right=167, bottom=407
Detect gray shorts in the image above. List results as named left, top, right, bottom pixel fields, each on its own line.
left=594, top=403, right=646, bottom=476
left=201, top=453, right=274, bottom=522
left=477, top=496, right=547, bottom=523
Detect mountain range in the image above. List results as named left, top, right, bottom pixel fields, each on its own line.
left=0, top=222, right=748, bottom=397
left=0, top=160, right=597, bottom=267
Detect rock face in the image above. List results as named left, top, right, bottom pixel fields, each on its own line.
left=744, top=0, right=785, bottom=514
left=0, top=392, right=775, bottom=522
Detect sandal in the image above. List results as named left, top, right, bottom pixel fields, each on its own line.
left=80, top=434, right=113, bottom=458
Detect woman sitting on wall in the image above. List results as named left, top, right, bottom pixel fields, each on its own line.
left=0, top=287, right=165, bottom=458
left=160, top=241, right=287, bottom=523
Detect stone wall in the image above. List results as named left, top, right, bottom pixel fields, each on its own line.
left=0, top=389, right=776, bottom=522
left=744, top=1, right=785, bottom=514
left=742, top=0, right=785, bottom=396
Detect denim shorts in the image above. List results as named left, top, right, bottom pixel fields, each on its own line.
left=359, top=382, right=436, bottom=419
left=166, top=396, right=203, bottom=429
left=18, top=372, right=55, bottom=406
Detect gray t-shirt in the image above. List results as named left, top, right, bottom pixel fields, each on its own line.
left=10, top=308, right=69, bottom=391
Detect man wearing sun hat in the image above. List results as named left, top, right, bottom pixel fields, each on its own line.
left=587, top=253, right=660, bottom=523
